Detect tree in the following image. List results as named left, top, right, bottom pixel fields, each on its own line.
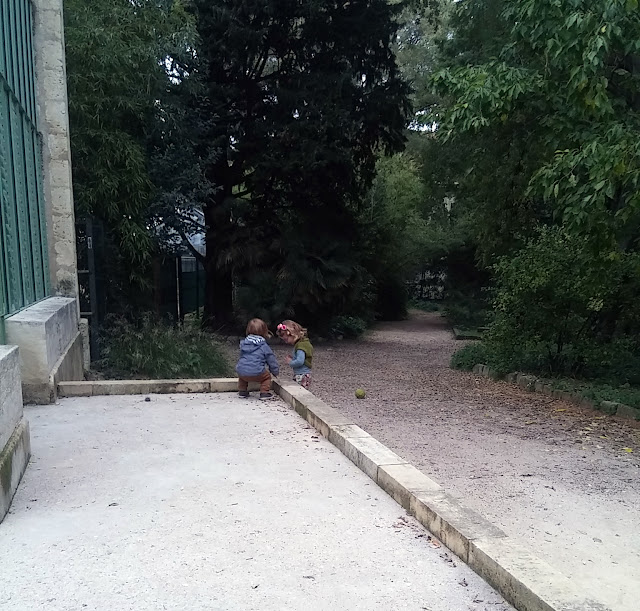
left=430, top=0, right=640, bottom=256
left=361, top=153, right=428, bottom=319
left=181, top=0, right=411, bottom=328
left=64, top=0, right=195, bottom=285
left=426, top=0, right=640, bottom=377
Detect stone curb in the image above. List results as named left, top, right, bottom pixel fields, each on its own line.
left=272, top=379, right=611, bottom=611
left=472, top=364, right=640, bottom=422
left=57, top=378, right=262, bottom=397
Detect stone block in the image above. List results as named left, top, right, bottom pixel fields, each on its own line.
left=273, top=378, right=295, bottom=404
left=5, top=297, right=78, bottom=386
left=327, top=424, right=371, bottom=454
left=209, top=379, right=240, bottom=392
left=598, top=401, right=619, bottom=416
left=57, top=381, right=93, bottom=397
left=377, top=463, right=442, bottom=511
left=52, top=332, right=84, bottom=384
left=411, top=491, right=506, bottom=562
left=580, top=397, right=596, bottom=410
left=94, top=381, right=152, bottom=396
left=0, top=347, right=23, bottom=450
left=303, top=398, right=353, bottom=438
left=341, top=434, right=407, bottom=481
left=273, top=380, right=310, bottom=418
left=616, top=403, right=640, bottom=421
left=468, top=536, right=610, bottom=611
left=518, top=375, right=535, bottom=390
left=0, top=418, right=30, bottom=524
left=150, top=380, right=210, bottom=394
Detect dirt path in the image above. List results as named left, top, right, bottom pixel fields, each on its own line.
left=273, top=311, right=640, bottom=611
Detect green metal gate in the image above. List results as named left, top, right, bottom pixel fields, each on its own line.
left=0, top=0, right=49, bottom=342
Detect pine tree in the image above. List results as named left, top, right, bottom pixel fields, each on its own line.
left=188, top=0, right=411, bottom=328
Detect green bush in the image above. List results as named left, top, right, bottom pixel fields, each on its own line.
left=96, top=316, right=231, bottom=379
left=443, top=293, right=490, bottom=330
left=408, top=299, right=441, bottom=312
left=329, top=315, right=368, bottom=339
left=487, top=227, right=640, bottom=379
left=450, top=343, right=490, bottom=371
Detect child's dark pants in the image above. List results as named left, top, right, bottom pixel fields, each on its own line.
left=238, top=370, right=272, bottom=393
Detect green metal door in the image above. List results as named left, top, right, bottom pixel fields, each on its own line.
left=0, top=0, right=49, bottom=342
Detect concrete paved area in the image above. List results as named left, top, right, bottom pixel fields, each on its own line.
left=0, top=394, right=514, bottom=611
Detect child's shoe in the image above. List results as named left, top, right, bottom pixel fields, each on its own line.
left=259, top=392, right=275, bottom=400
left=238, top=391, right=250, bottom=398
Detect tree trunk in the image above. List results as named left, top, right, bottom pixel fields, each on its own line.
left=202, top=209, right=234, bottom=330
left=202, top=259, right=234, bottom=331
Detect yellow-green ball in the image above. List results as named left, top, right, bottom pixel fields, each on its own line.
left=355, top=388, right=366, bottom=399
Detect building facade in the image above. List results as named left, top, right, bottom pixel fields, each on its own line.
left=1, top=0, right=83, bottom=521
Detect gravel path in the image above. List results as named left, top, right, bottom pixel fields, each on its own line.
left=274, top=311, right=640, bottom=611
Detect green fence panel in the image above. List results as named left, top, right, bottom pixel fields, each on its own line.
left=0, top=85, right=22, bottom=313
left=24, top=119, right=43, bottom=298
left=0, top=0, right=49, bottom=340
left=10, top=96, right=35, bottom=305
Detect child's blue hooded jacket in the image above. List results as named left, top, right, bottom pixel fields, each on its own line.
left=236, top=334, right=279, bottom=377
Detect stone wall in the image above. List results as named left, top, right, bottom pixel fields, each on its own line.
left=32, top=0, right=79, bottom=300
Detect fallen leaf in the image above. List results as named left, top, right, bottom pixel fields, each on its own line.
left=555, top=408, right=567, bottom=412
left=622, top=448, right=633, bottom=453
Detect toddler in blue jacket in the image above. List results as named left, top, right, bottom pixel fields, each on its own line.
left=236, top=318, right=280, bottom=400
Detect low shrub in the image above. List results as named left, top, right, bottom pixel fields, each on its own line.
left=443, top=293, right=490, bottom=330
left=95, top=315, right=231, bottom=379
left=550, top=379, right=640, bottom=410
left=329, top=315, right=368, bottom=339
left=450, top=342, right=491, bottom=371
left=487, top=227, right=640, bottom=379
left=408, top=299, right=441, bottom=312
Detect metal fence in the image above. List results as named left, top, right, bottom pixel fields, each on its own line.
left=76, top=215, right=206, bottom=362
left=0, top=0, right=49, bottom=341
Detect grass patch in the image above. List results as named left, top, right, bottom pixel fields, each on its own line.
left=95, top=316, right=231, bottom=380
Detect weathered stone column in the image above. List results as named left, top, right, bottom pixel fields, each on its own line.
left=32, top=0, right=79, bottom=300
